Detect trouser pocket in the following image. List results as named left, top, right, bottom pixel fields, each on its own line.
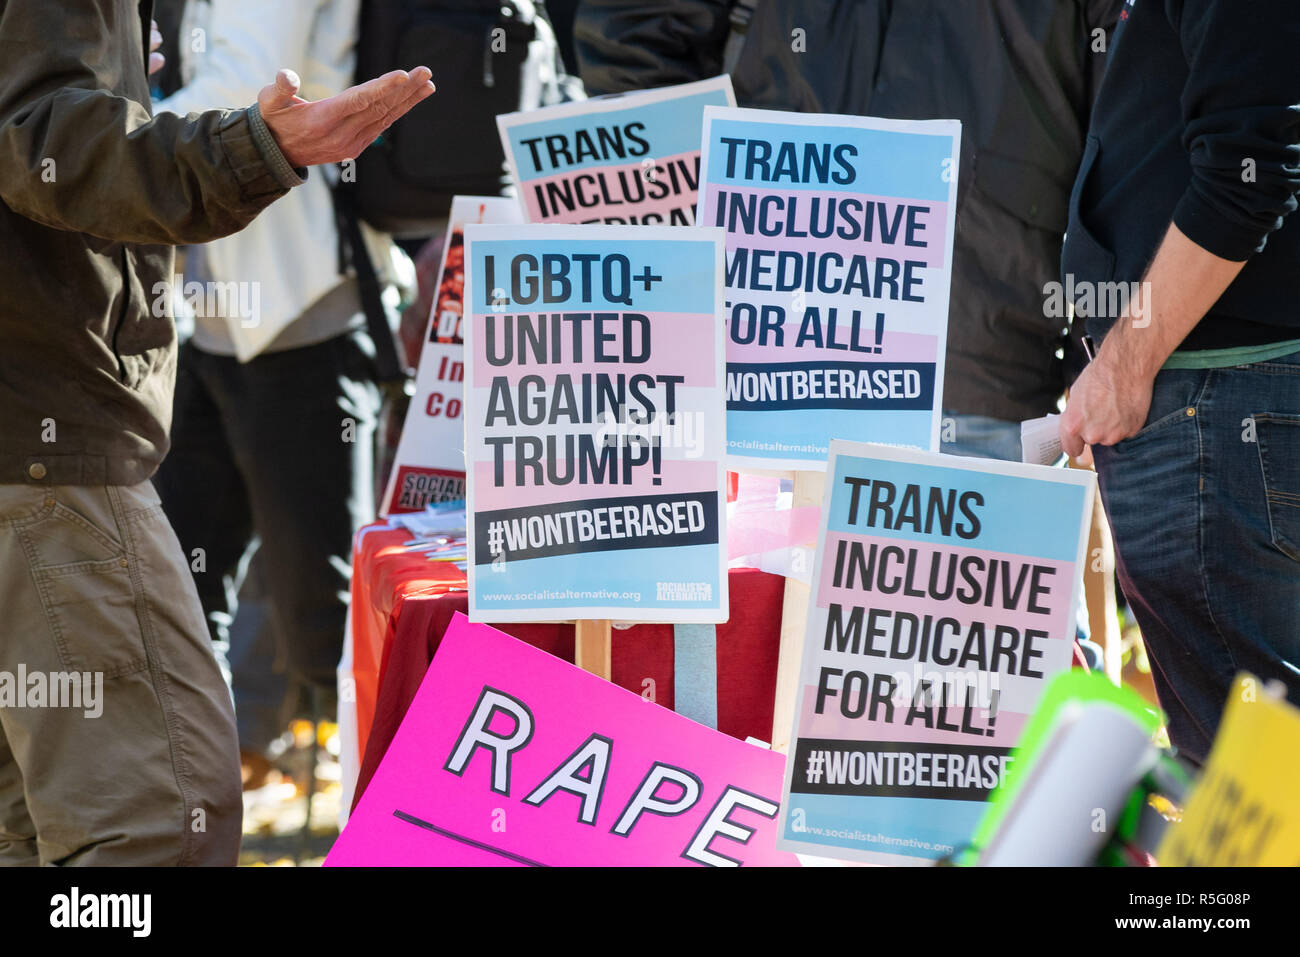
left=14, top=489, right=148, bottom=676
left=1254, top=413, right=1300, bottom=562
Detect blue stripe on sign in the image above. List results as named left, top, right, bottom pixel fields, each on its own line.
left=506, top=89, right=731, bottom=179
left=825, top=452, right=1089, bottom=562
left=672, top=623, right=717, bottom=728
left=469, top=238, right=719, bottom=314
left=705, top=118, right=956, bottom=201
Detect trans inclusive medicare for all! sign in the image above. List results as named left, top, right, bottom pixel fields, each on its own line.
left=778, top=441, right=1094, bottom=865
left=698, top=108, right=961, bottom=469
left=462, top=225, right=729, bottom=622
left=498, top=76, right=735, bottom=226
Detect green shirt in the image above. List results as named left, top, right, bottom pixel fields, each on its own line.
left=1162, top=338, right=1300, bottom=370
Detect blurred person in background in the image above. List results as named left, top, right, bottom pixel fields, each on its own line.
left=152, top=0, right=413, bottom=788
left=578, top=0, right=1120, bottom=458
left=0, top=0, right=431, bottom=863
left=576, top=0, right=1123, bottom=666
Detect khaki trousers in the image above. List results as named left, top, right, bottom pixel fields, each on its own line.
left=0, top=482, right=241, bottom=864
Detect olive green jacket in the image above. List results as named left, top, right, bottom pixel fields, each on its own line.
left=0, top=0, right=305, bottom=486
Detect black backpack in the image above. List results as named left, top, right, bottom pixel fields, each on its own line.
left=350, top=0, right=575, bottom=237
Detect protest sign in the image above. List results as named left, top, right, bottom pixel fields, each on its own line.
left=462, top=224, right=728, bottom=622
left=498, top=76, right=735, bottom=225
left=1158, top=673, right=1300, bottom=866
left=326, top=614, right=799, bottom=866
left=777, top=441, right=1094, bottom=864
left=698, top=107, right=960, bottom=469
left=382, top=196, right=524, bottom=514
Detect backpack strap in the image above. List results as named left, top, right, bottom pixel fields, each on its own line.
left=723, top=0, right=760, bottom=75
left=331, top=180, right=412, bottom=400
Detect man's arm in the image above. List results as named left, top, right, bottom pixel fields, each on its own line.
left=1059, top=225, right=1244, bottom=456
left=1059, top=0, right=1300, bottom=455
left=0, top=0, right=430, bottom=247
left=1166, top=0, right=1300, bottom=261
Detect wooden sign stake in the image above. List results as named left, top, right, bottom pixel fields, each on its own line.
left=771, top=470, right=825, bottom=753
left=574, top=619, right=613, bottom=681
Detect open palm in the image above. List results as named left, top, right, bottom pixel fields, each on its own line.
left=257, top=67, right=435, bottom=169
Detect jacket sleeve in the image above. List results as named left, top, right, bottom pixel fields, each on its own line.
left=157, top=0, right=326, bottom=114
left=0, top=0, right=304, bottom=247
left=1167, top=0, right=1300, bottom=260
left=574, top=0, right=732, bottom=95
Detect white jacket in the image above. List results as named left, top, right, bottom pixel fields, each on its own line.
left=159, top=0, right=406, bottom=360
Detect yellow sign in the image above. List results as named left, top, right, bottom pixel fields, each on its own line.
left=1158, top=674, right=1300, bottom=866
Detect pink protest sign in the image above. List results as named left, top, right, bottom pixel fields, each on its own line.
left=326, top=614, right=799, bottom=867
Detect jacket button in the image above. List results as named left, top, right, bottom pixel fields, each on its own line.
left=28, top=462, right=47, bottom=481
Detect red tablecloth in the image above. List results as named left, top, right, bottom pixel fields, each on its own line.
left=350, top=523, right=787, bottom=806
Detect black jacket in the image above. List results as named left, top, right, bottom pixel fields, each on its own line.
left=0, top=0, right=300, bottom=487
left=577, top=0, right=1123, bottom=422
left=1065, top=0, right=1300, bottom=349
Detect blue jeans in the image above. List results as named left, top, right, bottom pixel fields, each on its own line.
left=940, top=411, right=1023, bottom=462
left=1094, top=352, right=1300, bottom=763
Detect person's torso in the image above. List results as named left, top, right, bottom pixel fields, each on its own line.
left=730, top=0, right=1109, bottom=419
left=0, top=0, right=177, bottom=485
left=1065, top=0, right=1300, bottom=347
left=173, top=0, right=362, bottom=354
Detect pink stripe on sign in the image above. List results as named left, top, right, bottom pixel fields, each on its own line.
left=707, top=185, right=949, bottom=270
left=726, top=328, right=938, bottom=367
left=734, top=473, right=782, bottom=508
left=472, top=458, right=720, bottom=510
left=815, top=533, right=1075, bottom=637
left=470, top=312, right=718, bottom=387
left=520, top=150, right=702, bottom=224
left=799, top=687, right=1029, bottom=749
left=728, top=506, right=821, bottom=559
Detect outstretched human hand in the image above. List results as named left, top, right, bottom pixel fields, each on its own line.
left=257, top=66, right=435, bottom=169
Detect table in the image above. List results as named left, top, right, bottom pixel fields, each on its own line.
left=348, top=522, right=787, bottom=808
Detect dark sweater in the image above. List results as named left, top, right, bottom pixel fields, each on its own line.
left=1065, top=0, right=1300, bottom=349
